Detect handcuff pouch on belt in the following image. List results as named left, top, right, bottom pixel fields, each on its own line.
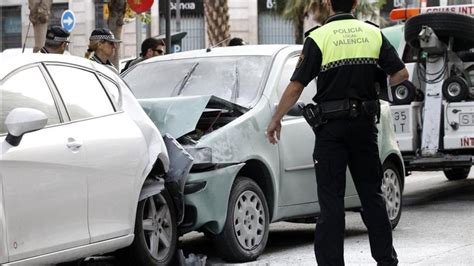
left=302, top=99, right=380, bottom=128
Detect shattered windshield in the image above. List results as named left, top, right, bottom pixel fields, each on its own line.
left=123, top=55, right=271, bottom=108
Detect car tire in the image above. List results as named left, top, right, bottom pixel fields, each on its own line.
left=381, top=161, right=403, bottom=230
left=442, top=76, right=469, bottom=102
left=391, top=80, right=417, bottom=105
left=405, top=12, right=474, bottom=52
left=443, top=167, right=470, bottom=181
left=213, top=176, right=269, bottom=262
left=122, top=190, right=178, bottom=266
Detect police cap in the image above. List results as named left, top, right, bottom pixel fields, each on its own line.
left=46, top=26, right=71, bottom=43
left=89, top=28, right=122, bottom=43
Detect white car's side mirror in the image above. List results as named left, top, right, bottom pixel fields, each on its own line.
left=4, top=108, right=48, bottom=146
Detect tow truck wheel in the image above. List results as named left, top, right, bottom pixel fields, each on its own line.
left=391, top=80, right=416, bottom=105
left=442, top=76, right=469, bottom=102
left=405, top=12, right=474, bottom=51
left=214, top=177, right=269, bottom=262
left=443, top=167, right=470, bottom=181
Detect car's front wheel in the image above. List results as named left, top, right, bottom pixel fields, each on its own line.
left=123, top=190, right=177, bottom=265
left=214, top=177, right=269, bottom=262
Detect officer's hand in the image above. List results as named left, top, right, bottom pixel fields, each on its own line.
left=266, top=120, right=281, bottom=144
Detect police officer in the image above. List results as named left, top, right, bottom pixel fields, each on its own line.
left=266, top=0, right=408, bottom=265
left=39, top=26, right=70, bottom=54
left=84, top=28, right=121, bottom=69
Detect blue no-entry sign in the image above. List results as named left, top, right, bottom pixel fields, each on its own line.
left=61, top=10, right=76, bottom=32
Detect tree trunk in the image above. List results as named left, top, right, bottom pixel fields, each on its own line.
left=107, top=0, right=126, bottom=68
left=294, top=16, right=304, bottom=44
left=203, top=0, right=230, bottom=47
left=28, top=0, right=52, bottom=53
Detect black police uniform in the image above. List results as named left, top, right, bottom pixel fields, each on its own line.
left=291, top=13, right=405, bottom=266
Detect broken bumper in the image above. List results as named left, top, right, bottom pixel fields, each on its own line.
left=179, top=163, right=245, bottom=235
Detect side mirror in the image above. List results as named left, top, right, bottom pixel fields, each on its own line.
left=287, top=101, right=306, bottom=116
left=4, top=108, right=48, bottom=146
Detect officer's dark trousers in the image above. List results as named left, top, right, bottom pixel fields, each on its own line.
left=313, top=115, right=398, bottom=266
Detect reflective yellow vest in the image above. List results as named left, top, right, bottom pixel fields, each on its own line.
left=308, top=19, right=382, bottom=72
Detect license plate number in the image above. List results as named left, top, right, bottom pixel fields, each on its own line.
left=459, top=113, right=474, bottom=126
left=392, top=109, right=410, bottom=133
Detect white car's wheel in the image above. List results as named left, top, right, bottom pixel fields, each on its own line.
left=124, top=190, right=177, bottom=265
left=214, top=177, right=269, bottom=262
left=382, top=161, right=403, bottom=229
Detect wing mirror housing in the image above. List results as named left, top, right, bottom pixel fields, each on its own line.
left=4, top=108, right=48, bottom=146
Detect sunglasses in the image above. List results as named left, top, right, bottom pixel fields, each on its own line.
left=153, top=48, right=164, bottom=55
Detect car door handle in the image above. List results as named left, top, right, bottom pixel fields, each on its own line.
left=66, top=138, right=83, bottom=151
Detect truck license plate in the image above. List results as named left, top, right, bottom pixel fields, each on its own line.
left=392, top=108, right=410, bottom=133
left=459, top=113, right=474, bottom=126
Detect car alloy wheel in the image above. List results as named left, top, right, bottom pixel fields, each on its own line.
left=121, top=189, right=177, bottom=265
left=142, top=194, right=174, bottom=261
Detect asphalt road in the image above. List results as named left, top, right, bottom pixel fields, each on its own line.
left=179, top=168, right=474, bottom=265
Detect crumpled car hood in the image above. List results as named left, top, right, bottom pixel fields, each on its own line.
left=139, top=95, right=247, bottom=139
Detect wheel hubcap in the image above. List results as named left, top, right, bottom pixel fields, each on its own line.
left=233, top=190, right=265, bottom=250
left=142, top=194, right=172, bottom=260
left=447, top=82, right=461, bottom=97
left=395, top=85, right=408, bottom=99
left=382, top=168, right=401, bottom=221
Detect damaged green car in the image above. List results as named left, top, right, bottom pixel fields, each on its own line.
left=122, top=45, right=405, bottom=262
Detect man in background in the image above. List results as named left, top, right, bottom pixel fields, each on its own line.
left=121, top=38, right=166, bottom=73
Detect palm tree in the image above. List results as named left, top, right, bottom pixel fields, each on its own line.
left=107, top=0, right=126, bottom=67
left=28, top=0, right=52, bottom=52
left=203, top=0, right=230, bottom=46
left=276, top=0, right=384, bottom=44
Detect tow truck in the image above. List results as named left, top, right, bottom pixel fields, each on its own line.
left=382, top=4, right=474, bottom=180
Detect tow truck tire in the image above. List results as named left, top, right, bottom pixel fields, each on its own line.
left=214, top=177, right=269, bottom=262
left=391, top=80, right=416, bottom=105
left=405, top=12, right=474, bottom=52
left=442, top=76, right=469, bottom=102
left=443, top=167, right=471, bottom=181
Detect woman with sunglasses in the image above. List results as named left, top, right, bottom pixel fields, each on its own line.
left=121, top=38, right=166, bottom=73
left=85, top=28, right=122, bottom=70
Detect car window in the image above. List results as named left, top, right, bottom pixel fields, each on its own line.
left=123, top=55, right=272, bottom=108
left=0, top=66, right=60, bottom=135
left=98, top=75, right=121, bottom=108
left=47, top=66, right=115, bottom=121
left=277, top=56, right=316, bottom=104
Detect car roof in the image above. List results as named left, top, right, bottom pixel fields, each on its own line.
left=142, top=44, right=302, bottom=64
left=0, top=53, right=111, bottom=79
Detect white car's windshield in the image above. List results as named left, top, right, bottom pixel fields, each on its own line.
left=123, top=55, right=272, bottom=108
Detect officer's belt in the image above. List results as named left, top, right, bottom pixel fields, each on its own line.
left=318, top=99, right=360, bottom=120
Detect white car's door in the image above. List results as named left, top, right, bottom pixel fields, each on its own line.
left=46, top=65, right=147, bottom=243
left=276, top=56, right=319, bottom=206
left=0, top=66, right=89, bottom=261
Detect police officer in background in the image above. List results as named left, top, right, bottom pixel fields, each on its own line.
left=266, top=0, right=408, bottom=265
left=39, top=26, right=70, bottom=54
left=121, top=37, right=166, bottom=73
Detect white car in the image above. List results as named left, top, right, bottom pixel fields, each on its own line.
left=0, top=54, right=178, bottom=265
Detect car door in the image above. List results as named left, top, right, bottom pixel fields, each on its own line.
left=45, top=65, right=148, bottom=243
left=276, top=55, right=319, bottom=207
left=0, top=65, right=89, bottom=261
